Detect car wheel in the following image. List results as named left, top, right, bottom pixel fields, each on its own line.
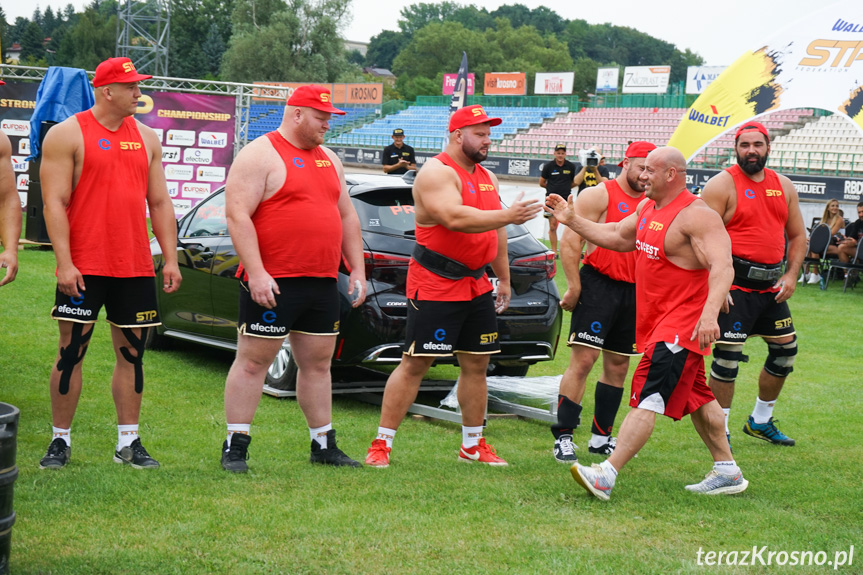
left=144, top=326, right=170, bottom=351
left=265, top=341, right=298, bottom=391
left=487, top=363, right=529, bottom=377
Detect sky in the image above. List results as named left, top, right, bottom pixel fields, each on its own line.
left=4, top=0, right=841, bottom=66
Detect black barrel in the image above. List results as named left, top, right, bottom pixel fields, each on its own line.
left=0, top=403, right=19, bottom=575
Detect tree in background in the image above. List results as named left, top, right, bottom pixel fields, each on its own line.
left=365, top=29, right=404, bottom=70
left=169, top=0, right=234, bottom=79
left=54, top=2, right=117, bottom=70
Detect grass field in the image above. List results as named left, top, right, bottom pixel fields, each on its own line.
left=1, top=245, right=861, bottom=574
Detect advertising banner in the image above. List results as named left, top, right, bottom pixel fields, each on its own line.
left=0, top=82, right=39, bottom=209
left=135, top=92, right=235, bottom=217
left=442, top=73, right=475, bottom=96
left=534, top=72, right=574, bottom=95
left=596, top=68, right=619, bottom=94
left=670, top=1, right=863, bottom=160
left=685, top=65, right=726, bottom=94
left=622, top=66, right=671, bottom=94
left=483, top=72, right=527, bottom=95
left=252, top=82, right=383, bottom=104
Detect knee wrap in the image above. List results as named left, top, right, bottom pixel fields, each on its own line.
left=56, top=323, right=94, bottom=395
left=120, top=328, right=147, bottom=394
left=765, top=335, right=797, bottom=378
left=710, top=343, right=748, bottom=382
left=551, top=395, right=583, bottom=439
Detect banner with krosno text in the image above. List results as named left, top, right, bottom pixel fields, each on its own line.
left=669, top=0, right=863, bottom=160
left=484, top=72, right=527, bottom=95
left=251, top=82, right=383, bottom=104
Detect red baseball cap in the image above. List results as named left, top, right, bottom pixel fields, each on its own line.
left=93, top=57, right=152, bottom=87
left=735, top=121, right=770, bottom=142
left=617, top=141, right=657, bottom=167
left=0, top=80, right=5, bottom=86
left=287, top=85, right=345, bottom=115
left=449, top=105, right=502, bottom=132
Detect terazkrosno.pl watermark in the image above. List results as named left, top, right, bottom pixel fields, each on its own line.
left=696, top=546, right=854, bottom=569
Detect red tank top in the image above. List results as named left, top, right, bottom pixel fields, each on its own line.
left=582, top=179, right=642, bottom=283
left=635, top=191, right=709, bottom=355
left=724, top=164, right=787, bottom=264
left=68, top=110, right=153, bottom=277
left=408, top=152, right=499, bottom=301
left=240, top=132, right=342, bottom=280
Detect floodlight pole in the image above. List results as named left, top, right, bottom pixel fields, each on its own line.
left=116, top=0, right=170, bottom=77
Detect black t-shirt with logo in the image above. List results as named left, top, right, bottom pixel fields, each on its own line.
left=541, top=159, right=577, bottom=200
left=575, top=164, right=610, bottom=192
left=382, top=143, right=416, bottom=174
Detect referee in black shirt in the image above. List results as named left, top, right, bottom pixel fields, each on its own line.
left=539, top=144, right=577, bottom=255
left=382, top=128, right=417, bottom=175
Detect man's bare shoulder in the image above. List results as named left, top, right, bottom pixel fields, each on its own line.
left=41, top=116, right=82, bottom=152
left=233, top=135, right=279, bottom=167
left=413, top=157, right=452, bottom=189
left=702, top=169, right=734, bottom=192
left=680, top=197, right=726, bottom=229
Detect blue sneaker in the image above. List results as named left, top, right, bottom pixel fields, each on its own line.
left=742, top=416, right=795, bottom=446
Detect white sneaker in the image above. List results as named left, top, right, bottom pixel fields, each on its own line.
left=807, top=273, right=822, bottom=284
left=797, top=273, right=805, bottom=284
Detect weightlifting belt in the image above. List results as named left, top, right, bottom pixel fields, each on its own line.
left=732, top=256, right=783, bottom=289
left=412, top=244, right=487, bottom=281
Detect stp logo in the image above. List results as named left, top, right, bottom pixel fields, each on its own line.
left=320, top=92, right=330, bottom=102
left=648, top=221, right=664, bottom=231
left=766, top=189, right=783, bottom=197
left=120, top=142, right=142, bottom=150
left=479, top=184, right=495, bottom=192
left=123, top=62, right=136, bottom=73
left=472, top=106, right=487, bottom=117
left=800, top=39, right=863, bottom=68
left=315, top=159, right=333, bottom=168
left=136, top=310, right=157, bottom=322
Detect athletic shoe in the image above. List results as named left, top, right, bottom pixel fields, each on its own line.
left=797, top=273, right=805, bottom=284
left=588, top=436, right=617, bottom=455
left=742, top=416, right=795, bottom=446
left=685, top=470, right=749, bottom=495
left=553, top=434, right=578, bottom=463
left=365, top=439, right=391, bottom=468
left=39, top=438, right=71, bottom=469
left=459, top=438, right=508, bottom=466
left=807, top=273, right=822, bottom=284
left=570, top=463, right=614, bottom=501
left=309, top=429, right=361, bottom=467
left=221, top=434, right=251, bottom=473
left=113, top=438, right=160, bottom=469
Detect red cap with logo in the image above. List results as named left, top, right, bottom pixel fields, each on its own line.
left=287, top=85, right=346, bottom=115
left=449, top=105, right=502, bottom=132
left=93, top=57, right=152, bottom=87
left=735, top=121, right=770, bottom=142
left=617, top=141, right=657, bottom=167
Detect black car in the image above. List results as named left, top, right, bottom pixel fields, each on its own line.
left=148, top=173, right=562, bottom=391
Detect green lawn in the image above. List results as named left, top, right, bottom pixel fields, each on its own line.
left=2, top=246, right=861, bottom=574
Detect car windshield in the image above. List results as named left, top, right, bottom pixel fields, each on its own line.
left=353, top=189, right=416, bottom=236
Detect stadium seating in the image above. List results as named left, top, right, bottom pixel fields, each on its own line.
left=246, top=103, right=378, bottom=142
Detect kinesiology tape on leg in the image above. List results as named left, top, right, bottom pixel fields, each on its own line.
left=56, top=322, right=94, bottom=395
left=710, top=343, right=748, bottom=382
left=591, top=381, right=624, bottom=436
left=120, top=327, right=147, bottom=394
left=551, top=395, right=582, bottom=438
left=764, top=336, right=797, bottom=378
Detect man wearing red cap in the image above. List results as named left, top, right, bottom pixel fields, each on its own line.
left=0, top=79, right=20, bottom=287
left=364, top=104, right=542, bottom=468
left=220, top=84, right=366, bottom=471
left=550, top=141, right=655, bottom=464
left=700, top=121, right=807, bottom=448
left=38, top=57, right=182, bottom=469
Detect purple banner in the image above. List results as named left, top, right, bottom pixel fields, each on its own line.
left=0, top=82, right=40, bottom=210
left=136, top=92, right=235, bottom=216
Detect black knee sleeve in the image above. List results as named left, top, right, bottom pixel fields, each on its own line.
left=120, top=327, right=147, bottom=394
left=710, top=344, right=748, bottom=383
left=551, top=395, right=582, bottom=439
left=765, top=335, right=797, bottom=378
left=56, top=323, right=93, bottom=395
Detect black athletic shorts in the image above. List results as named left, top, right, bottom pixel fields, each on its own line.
left=403, top=292, right=500, bottom=357
left=716, top=287, right=795, bottom=344
left=51, top=276, right=160, bottom=327
left=567, top=264, right=638, bottom=355
left=238, top=277, right=340, bottom=339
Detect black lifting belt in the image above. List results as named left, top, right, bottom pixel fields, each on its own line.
left=732, top=256, right=783, bottom=289
left=412, top=244, right=487, bottom=281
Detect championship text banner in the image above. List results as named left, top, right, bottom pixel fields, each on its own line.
left=442, top=73, right=475, bottom=96
left=483, top=72, right=526, bottom=95
left=669, top=0, right=863, bottom=160
left=0, top=82, right=40, bottom=209
left=135, top=92, right=235, bottom=217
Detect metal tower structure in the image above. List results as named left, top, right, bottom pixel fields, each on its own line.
left=116, top=0, right=170, bottom=77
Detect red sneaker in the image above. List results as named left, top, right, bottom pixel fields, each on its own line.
left=365, top=439, right=391, bottom=468
left=458, top=438, right=508, bottom=466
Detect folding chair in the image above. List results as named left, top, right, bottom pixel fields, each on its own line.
left=800, top=224, right=831, bottom=286
left=824, top=239, right=863, bottom=292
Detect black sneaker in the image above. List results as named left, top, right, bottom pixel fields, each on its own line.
left=40, top=438, right=71, bottom=469
left=588, top=436, right=617, bottom=455
left=553, top=434, right=578, bottom=463
left=113, top=437, right=160, bottom=469
left=309, top=429, right=361, bottom=467
left=221, top=434, right=251, bottom=473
